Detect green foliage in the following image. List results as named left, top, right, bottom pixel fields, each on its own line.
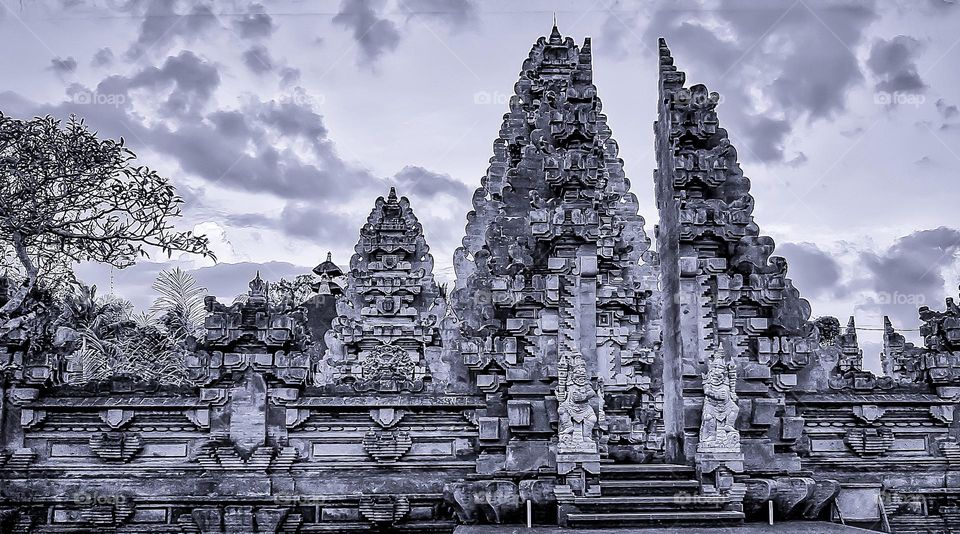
left=62, top=269, right=207, bottom=387
left=0, top=113, right=214, bottom=317
left=270, top=273, right=317, bottom=308
left=150, top=267, right=207, bottom=339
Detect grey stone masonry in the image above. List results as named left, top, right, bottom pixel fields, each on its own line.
left=0, top=27, right=958, bottom=534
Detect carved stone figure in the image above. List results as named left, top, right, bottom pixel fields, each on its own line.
left=556, top=351, right=603, bottom=453
left=698, top=345, right=740, bottom=452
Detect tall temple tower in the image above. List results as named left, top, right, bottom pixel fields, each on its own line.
left=451, top=25, right=662, bottom=474
left=655, top=38, right=812, bottom=474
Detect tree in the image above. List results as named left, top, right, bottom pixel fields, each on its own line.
left=0, top=113, right=213, bottom=317
left=150, top=267, right=207, bottom=340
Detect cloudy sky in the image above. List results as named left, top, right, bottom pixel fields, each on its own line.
left=2, top=0, right=959, bottom=370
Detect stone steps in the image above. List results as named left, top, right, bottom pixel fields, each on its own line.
left=599, top=463, right=695, bottom=478
left=572, top=494, right=730, bottom=511
left=566, top=509, right=745, bottom=527
left=600, top=479, right=700, bottom=495
left=558, top=462, right=744, bottom=528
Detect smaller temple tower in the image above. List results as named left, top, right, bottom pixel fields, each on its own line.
left=320, top=188, right=447, bottom=392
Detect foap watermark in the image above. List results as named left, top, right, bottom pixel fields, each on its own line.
left=672, top=491, right=723, bottom=507
left=473, top=91, right=511, bottom=106
left=877, top=291, right=926, bottom=306
left=274, top=494, right=324, bottom=506
left=72, top=489, right=128, bottom=506
left=874, top=91, right=925, bottom=107
left=278, top=91, right=325, bottom=107
left=71, top=89, right=126, bottom=108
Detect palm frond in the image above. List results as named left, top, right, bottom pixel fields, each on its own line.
left=150, top=267, right=207, bottom=338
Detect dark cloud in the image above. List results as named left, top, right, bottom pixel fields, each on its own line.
left=126, top=0, right=219, bottom=60
left=222, top=165, right=470, bottom=249
left=278, top=203, right=357, bottom=240
left=0, top=48, right=381, bottom=207
left=777, top=242, right=844, bottom=299
left=926, top=0, right=959, bottom=11
left=91, top=47, right=114, bottom=68
left=765, top=2, right=874, bottom=121
left=739, top=115, right=791, bottom=163
left=279, top=66, right=301, bottom=88
left=859, top=227, right=960, bottom=327
left=937, top=98, right=960, bottom=120
left=867, top=35, right=926, bottom=94
left=242, top=44, right=274, bottom=74
left=393, top=165, right=470, bottom=199
left=208, top=109, right=252, bottom=138
left=225, top=203, right=358, bottom=242
left=935, top=98, right=960, bottom=130
left=786, top=152, right=808, bottom=167
left=333, top=0, right=401, bottom=67
left=400, top=0, right=478, bottom=29
left=97, top=50, right=221, bottom=118
left=49, top=56, right=77, bottom=74
left=635, top=0, right=877, bottom=164
left=233, top=3, right=275, bottom=40
left=253, top=96, right=328, bottom=141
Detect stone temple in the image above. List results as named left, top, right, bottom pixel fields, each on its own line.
left=1, top=26, right=959, bottom=533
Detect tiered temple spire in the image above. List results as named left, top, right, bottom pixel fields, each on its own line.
left=321, top=188, right=446, bottom=392
left=451, top=25, right=662, bottom=477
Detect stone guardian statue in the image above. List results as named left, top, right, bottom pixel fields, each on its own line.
left=698, top=345, right=741, bottom=452
left=556, top=351, right=603, bottom=453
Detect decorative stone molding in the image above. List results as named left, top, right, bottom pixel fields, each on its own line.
left=194, top=443, right=297, bottom=473
left=359, top=495, right=409, bottom=526
left=362, top=430, right=412, bottom=463
left=851, top=405, right=886, bottom=424
left=369, top=407, right=406, bottom=428
left=98, top=409, right=135, bottom=429
left=844, top=427, right=894, bottom=457
left=89, top=432, right=142, bottom=463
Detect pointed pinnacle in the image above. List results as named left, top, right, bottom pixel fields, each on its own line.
left=549, top=17, right=562, bottom=44
left=387, top=186, right=398, bottom=202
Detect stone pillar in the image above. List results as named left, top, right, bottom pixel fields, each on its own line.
left=576, top=255, right=598, bottom=378
left=654, top=144, right=686, bottom=465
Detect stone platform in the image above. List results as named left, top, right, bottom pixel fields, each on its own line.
left=455, top=521, right=874, bottom=533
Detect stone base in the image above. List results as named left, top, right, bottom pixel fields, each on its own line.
left=697, top=450, right=745, bottom=475
left=556, top=450, right=601, bottom=476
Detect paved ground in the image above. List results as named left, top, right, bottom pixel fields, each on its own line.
left=454, top=521, right=874, bottom=533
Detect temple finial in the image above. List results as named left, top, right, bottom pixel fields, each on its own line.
left=387, top=186, right=398, bottom=202
left=549, top=15, right=562, bottom=44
